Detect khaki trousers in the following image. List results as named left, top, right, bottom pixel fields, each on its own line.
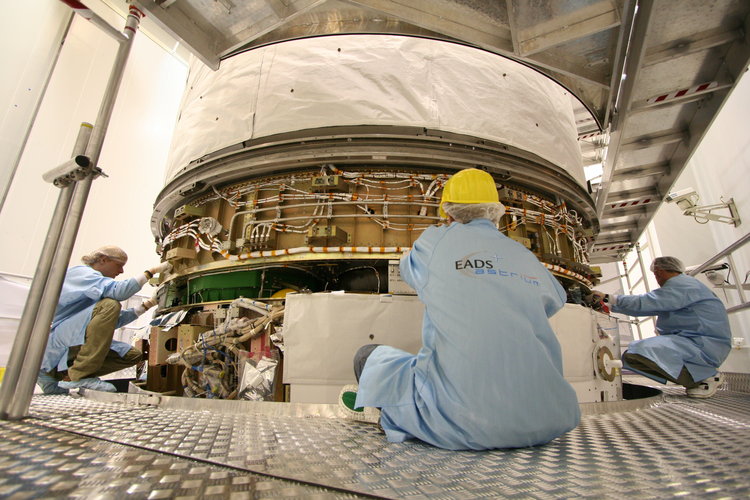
left=65, top=298, right=143, bottom=381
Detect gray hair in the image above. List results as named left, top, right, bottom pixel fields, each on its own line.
left=650, top=256, right=685, bottom=273
left=81, top=246, right=128, bottom=266
left=442, top=202, right=506, bottom=224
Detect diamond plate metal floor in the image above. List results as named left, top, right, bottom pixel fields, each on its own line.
left=0, top=422, right=362, bottom=499
left=2, top=375, right=749, bottom=499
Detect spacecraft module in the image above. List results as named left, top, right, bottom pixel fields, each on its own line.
left=146, top=35, right=620, bottom=403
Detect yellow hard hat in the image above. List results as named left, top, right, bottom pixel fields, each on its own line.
left=439, top=169, right=499, bottom=218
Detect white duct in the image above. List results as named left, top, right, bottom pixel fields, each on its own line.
left=166, top=35, right=584, bottom=186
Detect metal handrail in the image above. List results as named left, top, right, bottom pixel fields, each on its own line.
left=687, top=232, right=750, bottom=275
left=687, top=232, right=750, bottom=314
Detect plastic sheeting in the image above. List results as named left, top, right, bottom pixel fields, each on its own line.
left=166, top=35, right=584, bottom=186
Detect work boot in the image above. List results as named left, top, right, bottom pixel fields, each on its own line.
left=36, top=371, right=69, bottom=395
left=686, top=372, right=725, bottom=399
left=59, top=377, right=117, bottom=393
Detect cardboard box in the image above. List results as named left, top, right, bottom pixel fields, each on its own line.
left=148, top=326, right=179, bottom=365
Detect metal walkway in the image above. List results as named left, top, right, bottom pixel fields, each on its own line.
left=1, top=375, right=749, bottom=499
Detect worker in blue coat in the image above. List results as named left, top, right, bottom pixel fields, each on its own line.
left=592, top=256, right=731, bottom=398
left=36, top=246, right=170, bottom=394
left=341, top=169, right=580, bottom=450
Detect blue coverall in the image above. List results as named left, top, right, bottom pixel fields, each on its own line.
left=613, top=273, right=731, bottom=384
left=355, top=219, right=581, bottom=450
left=41, top=265, right=143, bottom=374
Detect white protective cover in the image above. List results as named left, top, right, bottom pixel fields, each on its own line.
left=166, top=35, right=584, bottom=185
left=282, top=292, right=424, bottom=388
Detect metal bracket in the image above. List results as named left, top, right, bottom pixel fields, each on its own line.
left=683, top=198, right=741, bottom=226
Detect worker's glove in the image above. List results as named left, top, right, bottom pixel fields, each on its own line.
left=584, top=290, right=605, bottom=305
left=142, top=298, right=158, bottom=309
left=142, top=286, right=162, bottom=310
left=149, top=261, right=172, bottom=275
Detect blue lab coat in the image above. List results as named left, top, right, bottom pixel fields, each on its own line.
left=613, top=273, right=731, bottom=383
left=41, top=265, right=142, bottom=373
left=355, top=219, right=581, bottom=450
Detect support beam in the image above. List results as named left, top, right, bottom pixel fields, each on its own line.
left=524, top=51, right=611, bottom=88
left=505, top=0, right=521, bottom=55
left=219, top=0, right=328, bottom=58
left=643, top=27, right=744, bottom=67
left=514, top=0, right=620, bottom=56
left=592, top=241, right=632, bottom=250
left=600, top=221, right=639, bottom=233
left=619, top=131, right=687, bottom=151
left=595, top=0, right=654, bottom=217
left=611, top=161, right=670, bottom=180
left=135, top=0, right=223, bottom=69
left=605, top=187, right=659, bottom=205
left=345, top=0, right=513, bottom=52
left=601, top=205, right=650, bottom=218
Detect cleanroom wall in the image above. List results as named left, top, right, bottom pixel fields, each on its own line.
left=0, top=2, right=70, bottom=212
left=0, top=5, right=187, bottom=288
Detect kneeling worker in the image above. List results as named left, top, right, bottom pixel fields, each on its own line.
left=592, top=256, right=731, bottom=398
left=37, top=246, right=170, bottom=394
left=344, top=168, right=581, bottom=451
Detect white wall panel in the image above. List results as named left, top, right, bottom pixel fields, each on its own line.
left=0, top=1, right=71, bottom=210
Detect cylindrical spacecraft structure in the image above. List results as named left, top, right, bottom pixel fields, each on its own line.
left=148, top=35, right=615, bottom=401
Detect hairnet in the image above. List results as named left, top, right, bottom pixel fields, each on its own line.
left=81, top=246, right=128, bottom=266
left=442, top=201, right=506, bottom=224
left=650, top=256, right=685, bottom=273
